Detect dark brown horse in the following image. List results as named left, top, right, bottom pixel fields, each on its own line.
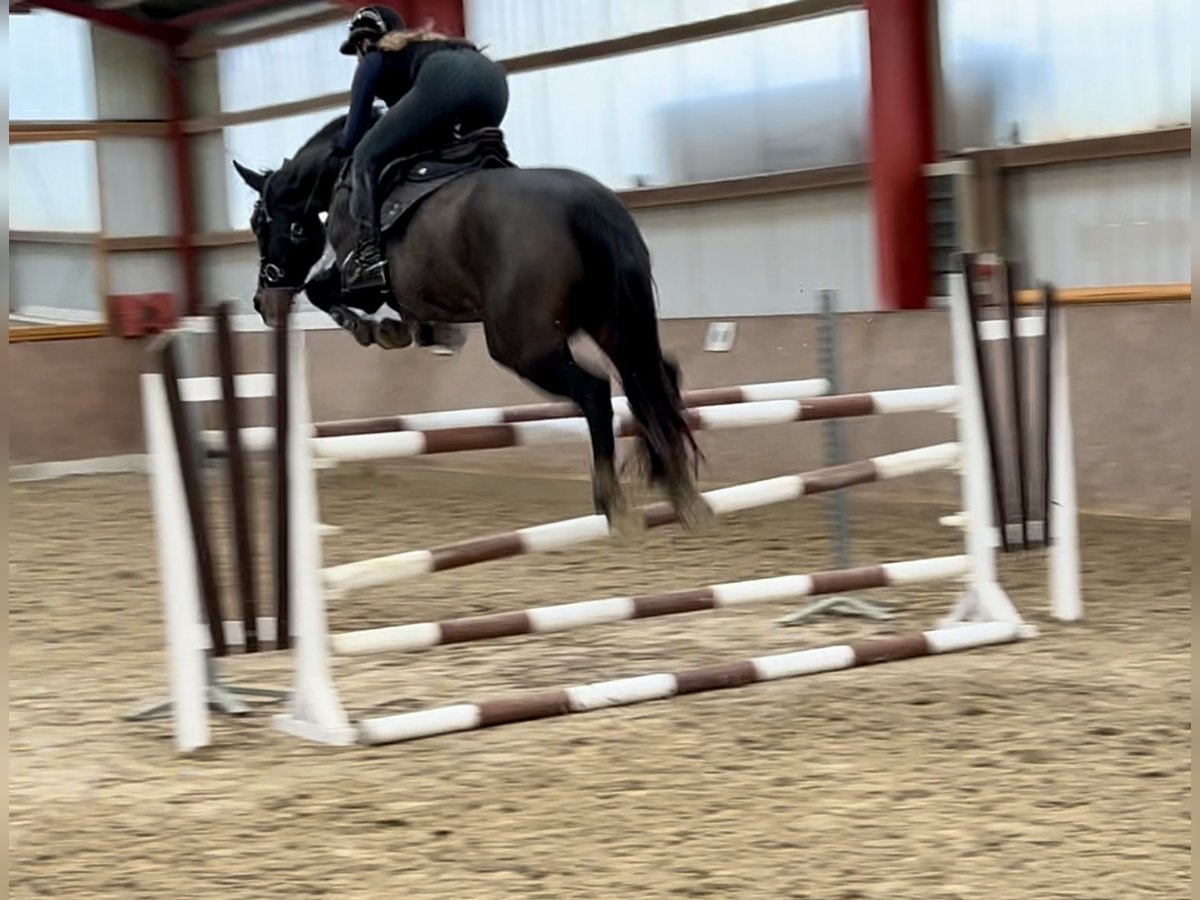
left=233, top=113, right=710, bottom=529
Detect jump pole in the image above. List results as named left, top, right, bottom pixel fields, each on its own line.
left=320, top=442, right=963, bottom=596
left=330, top=555, right=975, bottom=657
left=357, top=621, right=1028, bottom=746
left=200, top=377, right=834, bottom=454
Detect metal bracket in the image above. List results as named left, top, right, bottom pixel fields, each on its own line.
left=123, top=658, right=288, bottom=724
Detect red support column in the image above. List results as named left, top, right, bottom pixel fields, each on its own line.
left=165, top=49, right=201, bottom=317
left=409, top=0, right=465, bottom=35
left=331, top=0, right=465, bottom=36
left=865, top=0, right=937, bottom=311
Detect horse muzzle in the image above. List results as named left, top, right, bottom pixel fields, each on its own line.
left=254, top=287, right=300, bottom=328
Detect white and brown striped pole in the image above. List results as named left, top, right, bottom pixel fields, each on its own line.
left=310, top=386, right=961, bottom=463
left=201, top=378, right=835, bottom=454
left=322, top=442, right=962, bottom=595
left=356, top=621, right=1027, bottom=745
left=314, top=378, right=832, bottom=437
left=330, top=555, right=971, bottom=656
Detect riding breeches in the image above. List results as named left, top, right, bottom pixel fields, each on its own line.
left=349, top=49, right=510, bottom=240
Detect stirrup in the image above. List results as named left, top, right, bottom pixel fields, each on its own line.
left=343, top=245, right=389, bottom=292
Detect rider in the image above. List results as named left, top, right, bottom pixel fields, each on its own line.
left=333, top=5, right=510, bottom=296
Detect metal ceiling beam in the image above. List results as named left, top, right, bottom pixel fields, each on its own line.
left=170, top=0, right=308, bottom=29
left=23, top=0, right=185, bottom=43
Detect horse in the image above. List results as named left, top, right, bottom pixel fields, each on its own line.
left=232, top=112, right=711, bottom=530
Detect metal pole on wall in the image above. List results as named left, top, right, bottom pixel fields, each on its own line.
left=779, top=289, right=892, bottom=626
left=820, top=289, right=850, bottom=571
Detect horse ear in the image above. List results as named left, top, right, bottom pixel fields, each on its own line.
left=233, top=159, right=269, bottom=194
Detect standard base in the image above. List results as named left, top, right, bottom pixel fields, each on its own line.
left=777, top=594, right=895, bottom=626
left=272, top=713, right=359, bottom=747
left=939, top=582, right=1040, bottom=639
left=124, top=683, right=288, bottom=722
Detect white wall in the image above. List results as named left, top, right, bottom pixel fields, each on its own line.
left=638, top=186, right=877, bottom=317
left=1007, top=155, right=1191, bottom=287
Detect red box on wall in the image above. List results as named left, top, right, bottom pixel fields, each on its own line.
left=107, top=293, right=180, bottom=338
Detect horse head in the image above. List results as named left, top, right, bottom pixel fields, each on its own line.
left=233, top=156, right=331, bottom=327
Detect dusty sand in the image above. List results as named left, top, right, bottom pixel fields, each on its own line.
left=9, top=463, right=1190, bottom=899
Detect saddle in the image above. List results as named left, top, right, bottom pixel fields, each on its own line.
left=376, top=126, right=516, bottom=234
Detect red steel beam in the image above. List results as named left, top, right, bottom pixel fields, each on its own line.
left=329, top=0, right=464, bottom=36
left=865, top=0, right=937, bottom=310
left=24, top=0, right=185, bottom=43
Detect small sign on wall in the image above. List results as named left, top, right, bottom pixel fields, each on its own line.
left=704, top=321, right=737, bottom=352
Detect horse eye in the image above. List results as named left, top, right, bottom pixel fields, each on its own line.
left=290, top=222, right=306, bottom=241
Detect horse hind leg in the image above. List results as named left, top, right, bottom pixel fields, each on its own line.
left=588, top=325, right=713, bottom=533
left=507, top=344, right=634, bottom=531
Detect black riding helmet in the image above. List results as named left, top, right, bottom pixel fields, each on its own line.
left=339, top=4, right=406, bottom=55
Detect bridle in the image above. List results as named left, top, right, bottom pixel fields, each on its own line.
left=255, top=163, right=335, bottom=293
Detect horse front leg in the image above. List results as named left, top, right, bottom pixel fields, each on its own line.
left=306, top=265, right=417, bottom=349
left=305, top=265, right=375, bottom=347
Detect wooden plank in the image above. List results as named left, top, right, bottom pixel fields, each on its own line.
left=1015, top=284, right=1190, bottom=306
left=11, top=230, right=100, bottom=245
left=985, top=126, right=1190, bottom=170
left=10, top=120, right=171, bottom=141
left=9, top=323, right=111, bottom=343
left=621, top=164, right=868, bottom=209
left=104, top=235, right=185, bottom=252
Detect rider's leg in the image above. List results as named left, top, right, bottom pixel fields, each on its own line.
left=342, top=50, right=510, bottom=294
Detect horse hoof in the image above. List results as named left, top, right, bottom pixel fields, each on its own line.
left=375, top=319, right=415, bottom=350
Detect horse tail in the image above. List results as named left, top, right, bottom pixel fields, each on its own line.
left=567, top=188, right=701, bottom=489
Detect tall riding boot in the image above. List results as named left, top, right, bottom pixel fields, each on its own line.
left=344, top=158, right=390, bottom=294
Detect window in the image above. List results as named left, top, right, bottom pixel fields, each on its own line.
left=216, top=21, right=358, bottom=113
left=9, top=9, right=97, bottom=121
left=940, top=0, right=1190, bottom=148
left=502, top=12, right=869, bottom=189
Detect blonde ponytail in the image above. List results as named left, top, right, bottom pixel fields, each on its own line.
left=379, top=26, right=476, bottom=53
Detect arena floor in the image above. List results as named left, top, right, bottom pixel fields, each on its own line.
left=9, top=463, right=1191, bottom=899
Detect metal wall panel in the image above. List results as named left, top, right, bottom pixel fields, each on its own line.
left=107, top=251, right=184, bottom=297
left=636, top=185, right=877, bottom=317
left=10, top=142, right=102, bottom=233
left=200, top=245, right=260, bottom=309
left=90, top=26, right=168, bottom=120
left=10, top=244, right=101, bottom=319
left=190, top=133, right=235, bottom=233
left=1007, top=155, right=1191, bottom=287
left=96, top=138, right=179, bottom=237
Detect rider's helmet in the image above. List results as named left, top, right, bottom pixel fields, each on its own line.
left=339, top=5, right=406, bottom=55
